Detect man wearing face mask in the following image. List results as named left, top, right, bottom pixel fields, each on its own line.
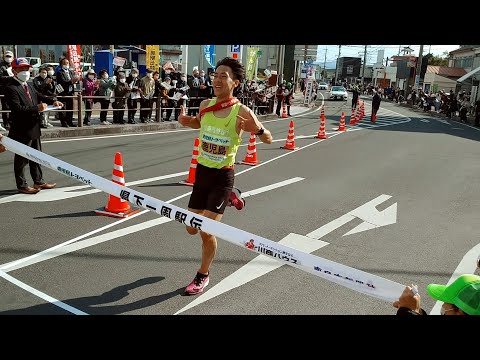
left=33, top=67, right=56, bottom=128
left=126, top=68, right=142, bottom=124
left=56, top=58, right=79, bottom=127
left=173, top=72, right=189, bottom=121
left=139, top=69, right=155, bottom=123
left=4, top=58, right=63, bottom=194
left=0, top=50, right=15, bottom=131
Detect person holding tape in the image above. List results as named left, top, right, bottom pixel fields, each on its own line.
left=178, top=57, right=273, bottom=295
left=3, top=57, right=63, bottom=194
left=393, top=274, right=480, bottom=315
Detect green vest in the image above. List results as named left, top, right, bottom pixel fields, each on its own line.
left=197, top=99, right=242, bottom=169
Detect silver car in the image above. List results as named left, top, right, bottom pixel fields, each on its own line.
left=329, top=86, right=348, bottom=101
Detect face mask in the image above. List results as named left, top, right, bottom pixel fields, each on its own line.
left=88, top=75, right=95, bottom=80
left=120, top=78, right=126, bottom=83
left=210, top=75, right=214, bottom=81
left=62, top=65, right=69, bottom=70
left=181, top=77, right=186, bottom=82
left=40, top=73, right=47, bottom=79
left=172, top=80, right=177, bottom=85
left=4, top=57, right=13, bottom=63
left=132, top=73, right=138, bottom=78
left=200, top=73, right=205, bottom=78
left=147, top=73, right=153, bottom=78
left=103, top=74, right=108, bottom=79
left=47, top=70, right=54, bottom=76
left=17, top=71, right=30, bottom=82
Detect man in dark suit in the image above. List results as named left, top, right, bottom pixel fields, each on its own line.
left=4, top=57, right=63, bottom=194
left=55, top=58, right=79, bottom=127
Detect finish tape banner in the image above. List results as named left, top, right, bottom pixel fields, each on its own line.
left=0, top=136, right=406, bottom=303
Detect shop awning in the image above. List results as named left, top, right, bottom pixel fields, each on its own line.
left=457, top=66, right=480, bottom=83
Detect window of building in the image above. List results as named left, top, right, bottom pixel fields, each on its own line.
left=48, top=50, right=56, bottom=62
left=25, top=48, right=32, bottom=57
left=40, top=49, right=47, bottom=64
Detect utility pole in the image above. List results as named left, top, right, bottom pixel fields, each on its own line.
left=323, top=46, right=327, bottom=81
left=335, top=45, right=341, bottom=85
left=277, top=45, right=285, bottom=85
left=414, top=45, right=424, bottom=89
left=398, top=45, right=401, bottom=56
left=182, top=45, right=189, bottom=74
left=361, top=45, right=367, bottom=85
left=428, top=45, right=431, bottom=54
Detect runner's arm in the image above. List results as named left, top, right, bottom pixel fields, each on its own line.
left=237, top=105, right=273, bottom=144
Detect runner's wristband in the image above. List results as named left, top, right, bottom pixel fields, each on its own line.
left=255, top=127, right=265, bottom=136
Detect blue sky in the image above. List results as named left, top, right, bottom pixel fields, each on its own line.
left=315, top=45, right=460, bottom=68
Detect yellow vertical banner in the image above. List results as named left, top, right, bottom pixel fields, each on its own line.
left=146, top=45, right=159, bottom=71
left=246, top=47, right=259, bottom=81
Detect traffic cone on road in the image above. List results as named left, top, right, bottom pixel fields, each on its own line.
left=281, top=120, right=299, bottom=150
left=360, top=101, right=365, bottom=121
left=336, top=112, right=347, bottom=131
left=179, top=137, right=199, bottom=186
left=240, top=132, right=260, bottom=165
left=350, top=108, right=356, bottom=125
left=282, top=102, right=288, bottom=118
left=321, top=104, right=325, bottom=122
left=95, top=152, right=140, bottom=218
left=315, top=112, right=327, bottom=139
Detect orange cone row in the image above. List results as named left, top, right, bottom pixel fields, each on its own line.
left=281, top=120, right=299, bottom=150
left=316, top=112, right=327, bottom=139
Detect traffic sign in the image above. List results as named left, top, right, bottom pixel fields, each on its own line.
left=231, top=45, right=241, bottom=53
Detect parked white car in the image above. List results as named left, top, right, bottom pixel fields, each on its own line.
left=329, top=86, right=348, bottom=101
left=318, top=82, right=329, bottom=90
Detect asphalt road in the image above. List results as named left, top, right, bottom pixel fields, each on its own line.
left=1, top=92, right=480, bottom=315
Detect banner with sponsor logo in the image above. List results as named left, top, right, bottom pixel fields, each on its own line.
left=68, top=45, right=82, bottom=78
left=146, top=45, right=159, bottom=72
left=246, top=47, right=259, bottom=81
left=0, top=135, right=407, bottom=304
left=204, top=45, right=215, bottom=68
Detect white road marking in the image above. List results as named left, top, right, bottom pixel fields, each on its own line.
left=174, top=233, right=329, bottom=315
left=0, top=171, right=189, bottom=204
left=0, top=270, right=88, bottom=315
left=0, top=178, right=305, bottom=272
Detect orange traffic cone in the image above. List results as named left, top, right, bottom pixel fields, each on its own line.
left=281, top=120, right=299, bottom=150
left=282, top=102, right=288, bottom=118
left=321, top=104, right=325, bottom=122
left=95, top=152, right=140, bottom=218
left=350, top=108, right=356, bottom=126
left=179, top=137, right=199, bottom=186
left=360, top=101, right=365, bottom=120
left=315, top=112, right=327, bottom=139
left=336, top=112, right=347, bottom=131
left=240, top=132, right=260, bottom=165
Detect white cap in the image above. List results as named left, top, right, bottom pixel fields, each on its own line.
left=5, top=51, right=13, bottom=57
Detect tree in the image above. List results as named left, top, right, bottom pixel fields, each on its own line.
left=427, top=53, right=448, bottom=66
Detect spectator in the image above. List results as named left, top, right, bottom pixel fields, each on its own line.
left=55, top=58, right=79, bottom=127
left=33, top=67, right=56, bottom=128
left=82, top=69, right=98, bottom=126
left=3, top=57, right=63, bottom=194
left=173, top=72, right=188, bottom=121
left=187, top=67, right=203, bottom=117
left=139, top=69, right=155, bottom=123
left=159, top=76, right=173, bottom=122
left=0, top=50, right=15, bottom=131
left=126, top=68, right=142, bottom=124
left=474, top=97, right=480, bottom=127
left=97, top=69, right=115, bottom=125
left=393, top=274, right=480, bottom=315
left=371, top=90, right=381, bottom=122
left=112, top=72, right=130, bottom=124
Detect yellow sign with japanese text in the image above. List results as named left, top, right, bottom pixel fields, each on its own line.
left=146, top=45, right=160, bottom=72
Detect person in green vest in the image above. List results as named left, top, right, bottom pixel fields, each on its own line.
left=178, top=57, right=273, bottom=295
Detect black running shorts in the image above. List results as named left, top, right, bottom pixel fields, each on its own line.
left=188, top=163, right=234, bottom=214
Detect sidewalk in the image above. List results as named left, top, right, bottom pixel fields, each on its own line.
left=1, top=94, right=315, bottom=139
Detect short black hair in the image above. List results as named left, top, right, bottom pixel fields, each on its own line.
left=216, top=57, right=245, bottom=83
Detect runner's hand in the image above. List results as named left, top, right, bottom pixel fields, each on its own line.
left=178, top=105, right=190, bottom=127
